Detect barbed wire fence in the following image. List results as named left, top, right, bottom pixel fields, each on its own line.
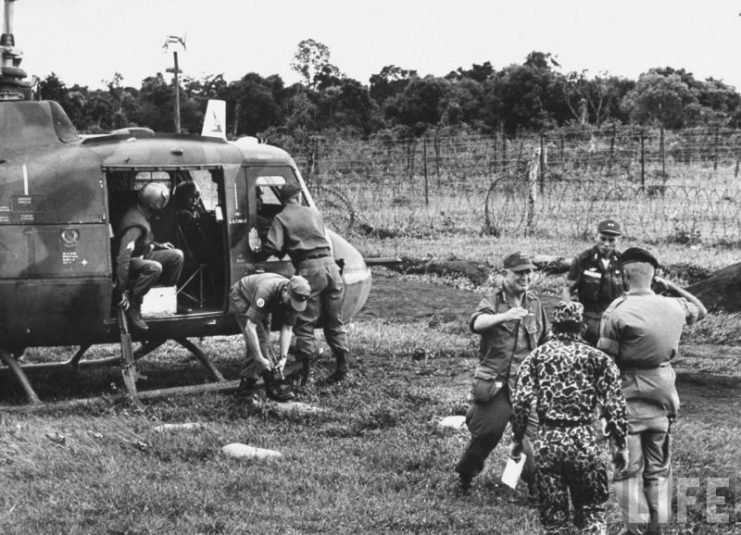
left=298, top=125, right=741, bottom=243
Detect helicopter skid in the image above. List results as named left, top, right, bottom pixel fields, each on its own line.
left=0, top=335, right=229, bottom=410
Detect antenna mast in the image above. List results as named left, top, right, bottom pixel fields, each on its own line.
left=0, top=0, right=32, bottom=100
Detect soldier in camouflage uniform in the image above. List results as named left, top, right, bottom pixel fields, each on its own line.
left=510, top=301, right=628, bottom=535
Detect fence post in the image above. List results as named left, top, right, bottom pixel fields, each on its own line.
left=609, top=123, right=616, bottom=174
left=539, top=132, right=546, bottom=193
left=423, top=135, right=429, bottom=206
left=660, top=125, right=666, bottom=180
left=560, top=133, right=565, bottom=176
left=501, top=126, right=508, bottom=174
left=407, top=138, right=416, bottom=182
left=525, top=147, right=540, bottom=236
left=641, top=128, right=646, bottom=191
left=434, top=130, right=441, bottom=189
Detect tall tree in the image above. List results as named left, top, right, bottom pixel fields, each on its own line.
left=290, top=38, right=341, bottom=89
left=620, top=70, right=700, bottom=128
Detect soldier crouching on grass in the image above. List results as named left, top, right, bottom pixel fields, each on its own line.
left=454, top=252, right=549, bottom=495
left=510, top=301, right=628, bottom=535
left=229, top=273, right=312, bottom=404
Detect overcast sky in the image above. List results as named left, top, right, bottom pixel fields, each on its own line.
left=9, top=0, right=741, bottom=90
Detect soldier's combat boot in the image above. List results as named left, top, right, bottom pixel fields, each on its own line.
left=235, top=377, right=260, bottom=405
left=126, top=296, right=149, bottom=332
left=323, top=352, right=348, bottom=384
left=299, top=355, right=312, bottom=386
left=261, top=370, right=296, bottom=402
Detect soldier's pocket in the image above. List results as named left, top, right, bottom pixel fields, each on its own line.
left=471, top=377, right=504, bottom=404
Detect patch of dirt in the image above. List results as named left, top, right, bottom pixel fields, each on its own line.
left=358, top=270, right=561, bottom=325
left=357, top=271, right=483, bottom=325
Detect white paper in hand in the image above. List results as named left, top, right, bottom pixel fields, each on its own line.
left=501, top=454, right=527, bottom=489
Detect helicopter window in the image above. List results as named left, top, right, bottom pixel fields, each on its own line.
left=190, top=170, right=219, bottom=211
left=134, top=171, right=170, bottom=183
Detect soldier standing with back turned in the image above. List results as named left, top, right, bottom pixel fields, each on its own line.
left=263, top=183, right=350, bottom=385
left=597, top=247, right=706, bottom=535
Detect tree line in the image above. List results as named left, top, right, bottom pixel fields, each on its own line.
left=36, top=39, right=741, bottom=142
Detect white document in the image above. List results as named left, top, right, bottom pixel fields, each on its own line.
left=501, top=454, right=527, bottom=489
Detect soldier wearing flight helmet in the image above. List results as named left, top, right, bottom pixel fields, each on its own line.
left=113, top=182, right=184, bottom=332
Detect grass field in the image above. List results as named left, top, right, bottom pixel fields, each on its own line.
left=2, top=270, right=740, bottom=534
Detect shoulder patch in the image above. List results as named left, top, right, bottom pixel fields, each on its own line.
left=256, top=298, right=265, bottom=308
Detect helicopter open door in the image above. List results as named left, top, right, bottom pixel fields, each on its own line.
left=104, top=166, right=229, bottom=316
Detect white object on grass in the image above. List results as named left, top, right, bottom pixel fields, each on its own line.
left=501, top=454, right=527, bottom=489
left=153, top=422, right=203, bottom=432
left=270, top=400, right=325, bottom=414
left=222, top=443, right=282, bottom=460
left=438, top=415, right=467, bottom=430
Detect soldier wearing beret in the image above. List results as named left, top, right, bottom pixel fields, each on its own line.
left=597, top=248, right=706, bottom=535
left=510, top=301, right=628, bottom=534
left=454, top=252, right=549, bottom=494
left=264, top=183, right=350, bottom=384
left=563, top=219, right=625, bottom=345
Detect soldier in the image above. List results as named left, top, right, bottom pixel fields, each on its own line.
left=597, top=247, right=706, bottom=535
left=113, top=182, right=184, bottom=332
left=510, top=301, right=628, bottom=534
left=229, top=273, right=312, bottom=404
left=563, top=219, right=624, bottom=345
left=263, top=183, right=350, bottom=385
left=454, top=252, right=550, bottom=494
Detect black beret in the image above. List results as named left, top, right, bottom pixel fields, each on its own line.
left=620, top=247, right=658, bottom=268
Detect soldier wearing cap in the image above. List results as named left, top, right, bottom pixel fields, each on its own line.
left=229, top=273, right=312, bottom=403
left=263, top=183, right=350, bottom=384
left=510, top=301, right=628, bottom=534
left=454, top=252, right=550, bottom=493
left=597, top=247, right=706, bottom=534
left=563, top=219, right=625, bottom=345
left=113, top=182, right=184, bottom=332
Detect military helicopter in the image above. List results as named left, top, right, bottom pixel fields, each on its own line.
left=0, top=0, right=375, bottom=408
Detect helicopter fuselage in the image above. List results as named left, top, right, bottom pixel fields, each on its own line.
left=0, top=100, right=371, bottom=354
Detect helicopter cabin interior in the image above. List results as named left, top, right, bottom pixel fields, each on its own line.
left=105, top=167, right=228, bottom=315
left=103, top=163, right=307, bottom=318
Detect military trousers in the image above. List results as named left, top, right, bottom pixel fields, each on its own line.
left=534, top=425, right=609, bottom=535
left=293, top=256, right=349, bottom=371
left=128, top=248, right=184, bottom=298
left=455, top=386, right=537, bottom=484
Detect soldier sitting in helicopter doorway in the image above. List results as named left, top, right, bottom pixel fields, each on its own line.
left=113, top=182, right=185, bottom=332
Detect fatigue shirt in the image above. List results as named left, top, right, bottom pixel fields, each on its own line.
left=469, top=287, right=549, bottom=390
left=567, top=246, right=623, bottom=316
left=264, top=203, right=330, bottom=261
left=597, top=290, right=699, bottom=423
left=511, top=332, right=628, bottom=449
left=231, top=273, right=297, bottom=327
left=113, top=205, right=154, bottom=288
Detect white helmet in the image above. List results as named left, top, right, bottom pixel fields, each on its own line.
left=138, top=182, right=170, bottom=211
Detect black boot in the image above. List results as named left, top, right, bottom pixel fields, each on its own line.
left=261, top=370, right=296, bottom=402
left=235, top=377, right=260, bottom=405
left=299, top=356, right=312, bottom=386
left=323, top=352, right=348, bottom=384
left=126, top=296, right=149, bottom=332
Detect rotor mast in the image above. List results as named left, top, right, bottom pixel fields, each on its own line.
left=0, top=0, right=32, bottom=100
